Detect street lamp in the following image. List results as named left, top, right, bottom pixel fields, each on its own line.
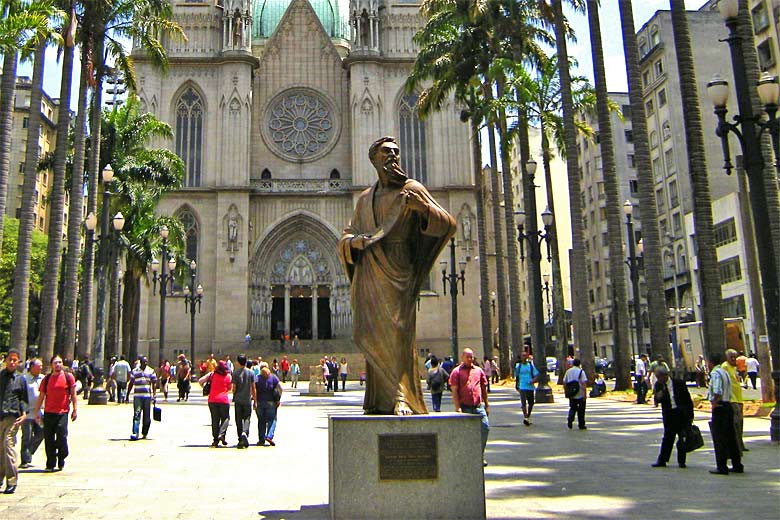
left=709, top=4, right=780, bottom=441
left=490, top=290, right=496, bottom=317
left=90, top=164, right=117, bottom=404
left=151, top=225, right=176, bottom=367
left=515, top=156, right=555, bottom=403
left=440, top=238, right=466, bottom=362
left=542, top=273, right=552, bottom=325
left=183, top=260, right=204, bottom=369
left=623, top=200, right=645, bottom=357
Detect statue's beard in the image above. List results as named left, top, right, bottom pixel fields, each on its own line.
left=382, top=158, right=408, bottom=186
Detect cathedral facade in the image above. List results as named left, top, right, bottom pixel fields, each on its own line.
left=132, top=0, right=482, bottom=359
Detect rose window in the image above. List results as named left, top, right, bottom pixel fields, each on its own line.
left=264, top=89, right=338, bottom=161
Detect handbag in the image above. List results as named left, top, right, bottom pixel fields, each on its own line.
left=203, top=374, right=212, bottom=396
left=564, top=369, right=583, bottom=398
left=680, top=424, right=704, bottom=452
left=153, top=400, right=162, bottom=422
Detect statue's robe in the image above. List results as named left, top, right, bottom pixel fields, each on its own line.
left=338, top=179, right=456, bottom=414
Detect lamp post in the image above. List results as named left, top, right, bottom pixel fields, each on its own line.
left=440, top=238, right=466, bottom=362
left=542, top=273, right=552, bottom=325
left=490, top=290, right=496, bottom=317
left=623, top=200, right=645, bottom=357
left=151, top=225, right=176, bottom=367
left=183, top=260, right=203, bottom=369
left=708, top=0, right=780, bottom=442
left=515, top=157, right=554, bottom=403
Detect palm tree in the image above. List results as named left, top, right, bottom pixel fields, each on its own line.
left=585, top=0, right=631, bottom=390
left=617, top=0, right=671, bottom=363
left=37, top=2, right=77, bottom=363
left=0, top=0, right=58, bottom=253
left=550, top=0, right=594, bottom=379
left=8, top=14, right=63, bottom=352
left=668, top=0, right=723, bottom=359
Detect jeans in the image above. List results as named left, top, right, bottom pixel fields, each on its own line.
left=635, top=376, right=648, bottom=403
left=42, top=412, right=68, bottom=469
left=235, top=403, right=252, bottom=443
left=747, top=372, right=758, bottom=390
left=431, top=392, right=443, bottom=412
left=0, top=416, right=20, bottom=486
left=461, top=404, right=489, bottom=455
left=568, top=398, right=586, bottom=428
left=177, top=379, right=190, bottom=400
left=208, top=403, right=230, bottom=443
left=340, top=374, right=347, bottom=391
left=257, top=401, right=278, bottom=441
left=132, top=397, right=152, bottom=437
left=116, top=381, right=128, bottom=403
left=21, top=418, right=44, bottom=465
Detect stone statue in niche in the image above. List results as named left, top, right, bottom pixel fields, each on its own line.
left=232, top=9, right=243, bottom=48
left=223, top=205, right=242, bottom=259
left=338, top=136, right=456, bottom=415
left=457, top=204, right=476, bottom=259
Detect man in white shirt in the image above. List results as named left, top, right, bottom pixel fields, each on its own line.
left=110, top=356, right=132, bottom=404
left=635, top=354, right=649, bottom=404
left=20, top=359, right=44, bottom=469
left=563, top=359, right=588, bottom=430
left=707, top=353, right=742, bottom=475
left=650, top=365, right=693, bottom=468
left=745, top=354, right=759, bottom=390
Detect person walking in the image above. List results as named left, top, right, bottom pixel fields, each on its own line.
left=127, top=357, right=157, bottom=441
left=327, top=357, right=339, bottom=392
left=745, top=354, right=759, bottom=390
left=232, top=354, right=253, bottom=449
left=650, top=365, right=694, bottom=469
left=280, top=356, right=290, bottom=384
left=514, top=352, right=539, bottom=426
left=32, top=355, right=78, bottom=473
left=252, top=365, right=282, bottom=446
left=707, top=353, right=743, bottom=475
left=20, top=359, right=45, bottom=469
left=77, top=356, right=94, bottom=400
left=0, top=349, right=28, bottom=494
left=290, top=359, right=300, bottom=389
left=159, top=359, right=171, bottom=402
left=449, top=348, right=490, bottom=466
left=175, top=354, right=191, bottom=402
left=199, top=361, right=232, bottom=448
left=110, top=355, right=131, bottom=404
left=339, top=357, right=349, bottom=391
left=563, top=359, right=588, bottom=430
left=635, top=354, right=649, bottom=404
left=482, top=356, right=493, bottom=393
left=426, top=356, right=448, bottom=412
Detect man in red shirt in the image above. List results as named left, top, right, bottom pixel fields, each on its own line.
left=280, top=356, right=290, bottom=384
left=32, top=355, right=78, bottom=472
left=449, top=348, right=490, bottom=466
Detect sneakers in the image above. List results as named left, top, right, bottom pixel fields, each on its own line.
left=567, top=421, right=573, bottom=430
left=265, top=437, right=276, bottom=446
left=19, top=463, right=31, bottom=469
left=523, top=419, right=531, bottom=426
left=130, top=435, right=139, bottom=441
left=651, top=462, right=667, bottom=468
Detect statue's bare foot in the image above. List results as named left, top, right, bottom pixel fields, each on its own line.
left=394, top=400, right=413, bottom=415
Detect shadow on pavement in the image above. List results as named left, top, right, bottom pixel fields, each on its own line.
left=258, top=505, right=328, bottom=519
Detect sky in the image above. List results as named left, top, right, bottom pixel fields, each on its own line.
left=19, top=0, right=712, bottom=111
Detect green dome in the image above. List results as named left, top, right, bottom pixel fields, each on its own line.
left=253, top=0, right=351, bottom=40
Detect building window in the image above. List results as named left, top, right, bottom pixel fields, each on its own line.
left=714, top=217, right=738, bottom=247
left=646, top=99, right=654, bottom=116
left=621, top=104, right=631, bottom=119
left=653, top=157, right=662, bottom=182
left=627, top=154, right=635, bottom=168
left=650, top=131, right=658, bottom=149
left=398, top=92, right=428, bottom=184
left=261, top=168, right=271, bottom=179
left=656, top=187, right=666, bottom=213
left=757, top=39, right=775, bottom=70
left=719, top=256, right=742, bottom=284
left=658, top=89, right=667, bottom=108
left=662, top=121, right=671, bottom=140
left=639, top=38, right=648, bottom=58
left=643, top=71, right=651, bottom=88
left=677, top=245, right=687, bottom=273
left=177, top=209, right=199, bottom=265
left=722, top=294, right=746, bottom=318
left=665, top=148, right=676, bottom=175
left=625, top=129, right=634, bottom=142
left=22, top=117, right=29, bottom=128
left=650, top=25, right=660, bottom=46
left=672, top=212, right=682, bottom=235
left=752, top=1, right=770, bottom=33
left=175, top=86, right=204, bottom=187
left=630, top=179, right=639, bottom=194
left=669, top=180, right=679, bottom=208
left=654, top=59, right=664, bottom=77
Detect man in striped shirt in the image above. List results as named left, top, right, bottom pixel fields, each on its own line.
left=127, top=357, right=157, bottom=441
left=707, top=352, right=743, bottom=475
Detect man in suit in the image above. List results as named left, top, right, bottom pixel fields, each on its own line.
left=651, top=365, right=694, bottom=468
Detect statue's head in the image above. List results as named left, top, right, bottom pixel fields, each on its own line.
left=369, top=136, right=407, bottom=187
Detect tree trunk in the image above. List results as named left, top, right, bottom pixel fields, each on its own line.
left=736, top=0, right=779, bottom=402
left=122, top=271, right=141, bottom=362
left=38, top=22, right=76, bottom=361
left=539, top=121, right=569, bottom=385
left=552, top=0, right=594, bottom=379
left=77, top=34, right=105, bottom=360
left=0, top=50, right=18, bottom=253
left=496, top=82, right=523, bottom=361
left=57, top=45, right=90, bottom=360
left=618, top=0, right=672, bottom=363
left=485, top=114, right=511, bottom=377
left=471, top=117, right=493, bottom=362
left=9, top=41, right=46, bottom=352
left=587, top=0, right=632, bottom=390
left=105, top=255, right=120, bottom=360
left=669, top=0, right=724, bottom=359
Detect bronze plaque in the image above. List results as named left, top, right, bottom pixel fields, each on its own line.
left=378, top=433, right=437, bottom=481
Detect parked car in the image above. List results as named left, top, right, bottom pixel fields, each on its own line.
left=546, top=356, right=558, bottom=374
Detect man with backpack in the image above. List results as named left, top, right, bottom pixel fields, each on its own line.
left=514, top=351, right=539, bottom=426
left=78, top=356, right=94, bottom=400
left=32, top=355, right=78, bottom=473
left=426, top=356, right=448, bottom=412
left=563, top=358, right=588, bottom=430
left=111, top=355, right=131, bottom=404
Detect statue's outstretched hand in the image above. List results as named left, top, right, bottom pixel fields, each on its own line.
left=402, top=190, right=428, bottom=215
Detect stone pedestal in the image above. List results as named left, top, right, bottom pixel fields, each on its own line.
left=329, top=414, right=485, bottom=520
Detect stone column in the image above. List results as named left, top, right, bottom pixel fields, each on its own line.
left=312, top=286, right=319, bottom=340
left=284, top=284, right=291, bottom=335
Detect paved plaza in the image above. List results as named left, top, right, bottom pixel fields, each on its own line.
left=1, top=382, right=778, bottom=519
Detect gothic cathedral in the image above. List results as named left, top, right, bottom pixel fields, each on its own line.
left=133, top=0, right=481, bottom=358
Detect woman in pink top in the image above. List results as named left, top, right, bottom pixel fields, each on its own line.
left=199, top=360, right=232, bottom=447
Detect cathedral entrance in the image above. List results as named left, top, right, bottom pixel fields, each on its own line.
left=249, top=213, right=349, bottom=341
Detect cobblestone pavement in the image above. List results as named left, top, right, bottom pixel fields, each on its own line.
left=1, top=382, right=777, bottom=519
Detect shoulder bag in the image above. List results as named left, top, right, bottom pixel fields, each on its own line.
left=564, top=369, right=583, bottom=399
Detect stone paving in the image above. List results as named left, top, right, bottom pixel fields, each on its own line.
left=1, top=382, right=778, bottom=519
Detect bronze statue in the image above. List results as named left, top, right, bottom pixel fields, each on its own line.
left=338, top=136, right=456, bottom=415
